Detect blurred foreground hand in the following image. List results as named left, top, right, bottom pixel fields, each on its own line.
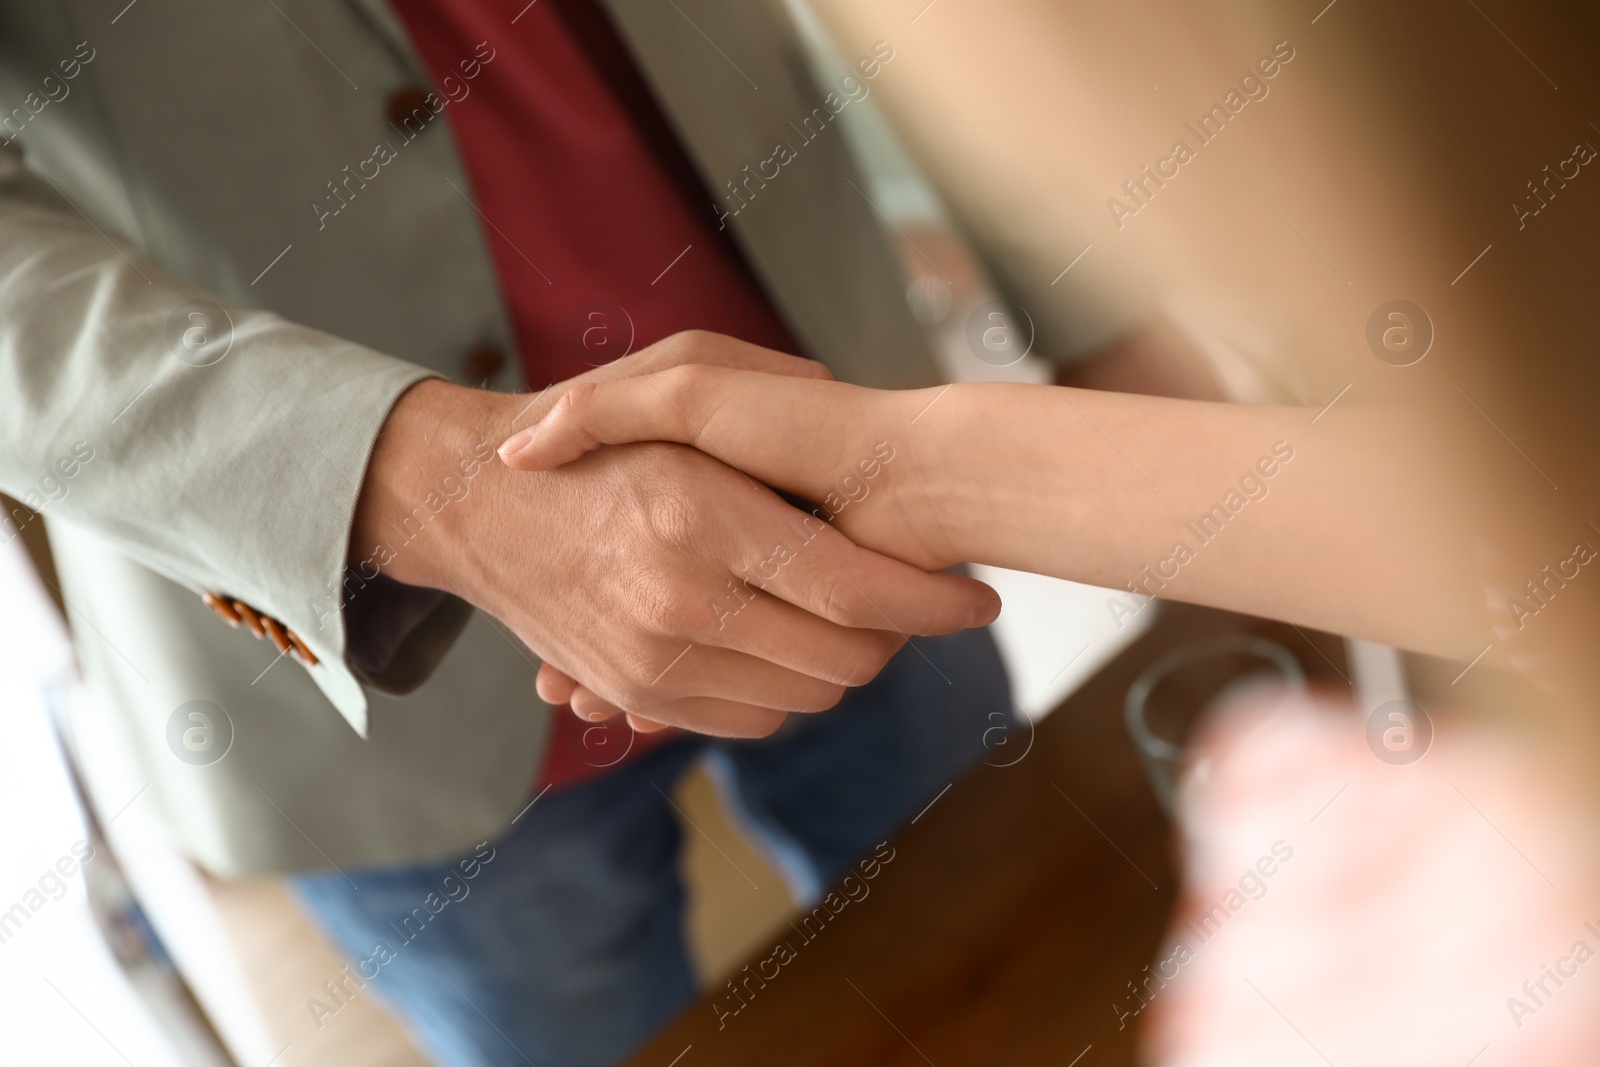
left=1143, top=695, right=1600, bottom=1066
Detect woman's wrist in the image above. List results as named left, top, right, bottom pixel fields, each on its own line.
left=882, top=383, right=997, bottom=570
left=893, top=382, right=1102, bottom=575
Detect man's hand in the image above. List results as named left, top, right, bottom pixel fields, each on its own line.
left=352, top=331, right=1000, bottom=738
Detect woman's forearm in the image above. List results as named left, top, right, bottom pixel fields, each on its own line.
left=505, top=366, right=1484, bottom=659
left=907, top=384, right=1481, bottom=658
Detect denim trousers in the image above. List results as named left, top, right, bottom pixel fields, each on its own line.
left=294, top=627, right=1012, bottom=1067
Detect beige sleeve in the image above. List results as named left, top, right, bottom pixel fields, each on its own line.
left=0, top=140, right=438, bottom=731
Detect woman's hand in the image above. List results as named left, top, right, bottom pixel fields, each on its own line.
left=497, top=363, right=960, bottom=572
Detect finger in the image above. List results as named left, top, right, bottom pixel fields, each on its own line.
left=746, top=519, right=1002, bottom=636
left=625, top=712, right=671, bottom=734
left=502, top=362, right=835, bottom=471
left=536, top=662, right=580, bottom=706
left=633, top=644, right=848, bottom=714
left=570, top=684, right=786, bottom=739
left=564, top=684, right=670, bottom=733
left=693, top=587, right=907, bottom=687
left=570, top=688, right=622, bottom=722
left=499, top=372, right=706, bottom=470
left=626, top=698, right=788, bottom=739
left=499, top=363, right=870, bottom=487
left=507, top=337, right=830, bottom=443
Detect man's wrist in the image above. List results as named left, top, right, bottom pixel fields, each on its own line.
left=351, top=378, right=526, bottom=594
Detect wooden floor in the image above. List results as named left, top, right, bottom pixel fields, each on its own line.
left=626, top=604, right=1348, bottom=1067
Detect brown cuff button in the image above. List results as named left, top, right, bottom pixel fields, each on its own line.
left=286, top=629, right=320, bottom=667
left=231, top=600, right=266, bottom=639
left=202, top=591, right=242, bottom=628
left=202, top=593, right=320, bottom=667
left=262, top=615, right=292, bottom=655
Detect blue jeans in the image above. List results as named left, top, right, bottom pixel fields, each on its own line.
left=295, top=628, right=1011, bottom=1067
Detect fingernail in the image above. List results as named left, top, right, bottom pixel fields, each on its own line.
left=498, top=427, right=536, bottom=460
left=966, top=598, right=1001, bottom=628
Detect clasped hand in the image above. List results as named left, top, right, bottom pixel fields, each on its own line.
left=502, top=345, right=969, bottom=735
left=362, top=331, right=997, bottom=740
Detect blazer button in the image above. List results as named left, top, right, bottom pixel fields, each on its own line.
left=386, top=84, right=434, bottom=130
left=463, top=343, right=508, bottom=384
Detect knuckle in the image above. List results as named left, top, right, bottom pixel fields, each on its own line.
left=660, top=360, right=709, bottom=394
left=837, top=656, right=883, bottom=689
left=609, top=661, right=671, bottom=712
left=651, top=363, right=700, bottom=412
left=809, top=567, right=865, bottom=626
left=643, top=492, right=696, bottom=554
left=743, top=710, right=788, bottom=739
left=630, top=573, right=690, bottom=635
left=676, top=327, right=716, bottom=348
left=555, top=380, right=598, bottom=416
left=654, top=329, right=714, bottom=367
left=839, top=638, right=896, bottom=687
left=624, top=690, right=671, bottom=717
left=797, top=682, right=848, bottom=713
left=604, top=655, right=651, bottom=697
left=660, top=363, right=724, bottom=425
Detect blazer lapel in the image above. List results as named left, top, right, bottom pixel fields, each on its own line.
left=595, top=0, right=937, bottom=386
left=340, top=0, right=431, bottom=77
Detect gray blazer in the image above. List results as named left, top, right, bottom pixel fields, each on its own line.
left=0, top=0, right=951, bottom=875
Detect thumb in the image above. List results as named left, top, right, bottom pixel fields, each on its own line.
left=498, top=370, right=712, bottom=471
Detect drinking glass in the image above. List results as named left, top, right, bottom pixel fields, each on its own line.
left=1125, top=635, right=1306, bottom=816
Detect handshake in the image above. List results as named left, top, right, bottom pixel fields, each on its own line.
left=353, top=330, right=999, bottom=738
